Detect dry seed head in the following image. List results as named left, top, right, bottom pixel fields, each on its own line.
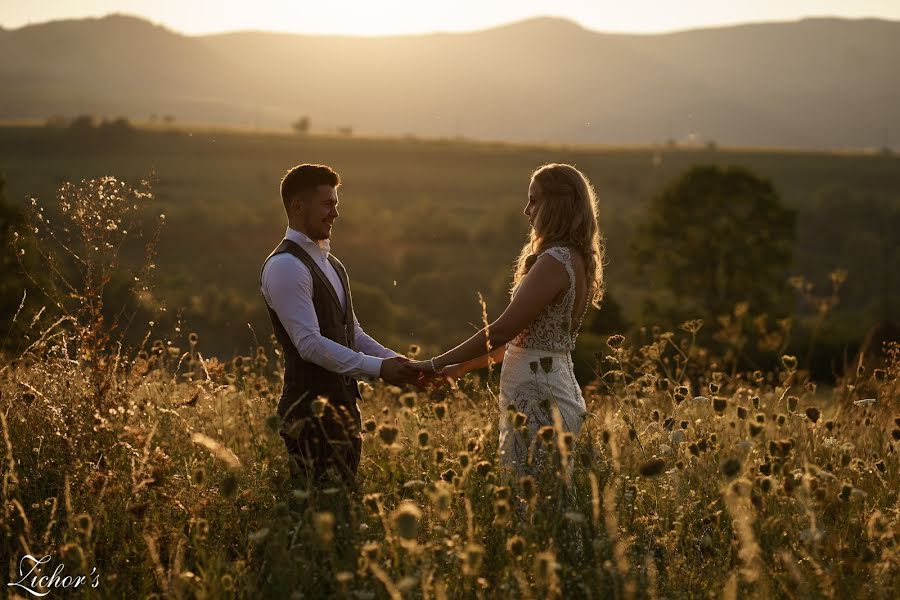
left=639, top=457, right=666, bottom=477
left=363, top=418, right=376, bottom=433
left=75, top=513, right=93, bottom=537
left=607, top=334, right=626, bottom=350
left=377, top=424, right=399, bottom=446
left=519, top=475, right=537, bottom=500
left=507, top=535, right=526, bottom=557
left=433, top=403, right=447, bottom=419
left=513, top=412, right=528, bottom=430
left=721, top=457, right=742, bottom=478
left=417, top=429, right=430, bottom=448
left=534, top=550, right=558, bottom=587
left=458, top=452, right=470, bottom=468
left=462, top=543, right=485, bottom=576
left=805, top=407, right=821, bottom=423
left=787, top=396, right=798, bottom=413
left=191, top=466, right=208, bottom=488
left=219, top=473, right=239, bottom=498
left=400, top=392, right=417, bottom=409
left=363, top=493, right=382, bottom=514
left=309, top=396, right=331, bottom=419
left=392, top=501, right=423, bottom=544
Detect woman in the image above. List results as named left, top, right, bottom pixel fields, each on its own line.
left=410, top=163, right=605, bottom=473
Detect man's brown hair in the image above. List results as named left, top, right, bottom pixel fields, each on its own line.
left=280, top=164, right=341, bottom=210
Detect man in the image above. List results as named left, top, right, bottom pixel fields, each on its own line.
left=260, top=163, right=420, bottom=485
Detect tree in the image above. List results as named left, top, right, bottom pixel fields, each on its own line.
left=291, top=116, right=311, bottom=135
left=633, top=165, right=795, bottom=323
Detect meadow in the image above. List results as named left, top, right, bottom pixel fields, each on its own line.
left=1, top=123, right=898, bottom=382
left=1, top=162, right=898, bottom=598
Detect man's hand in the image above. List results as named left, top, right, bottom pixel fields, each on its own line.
left=379, top=357, right=421, bottom=386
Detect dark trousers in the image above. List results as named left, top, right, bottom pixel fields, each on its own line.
left=280, top=400, right=362, bottom=487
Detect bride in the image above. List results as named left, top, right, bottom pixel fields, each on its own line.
left=410, top=163, right=605, bottom=473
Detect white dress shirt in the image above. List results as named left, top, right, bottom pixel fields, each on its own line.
left=261, top=227, right=400, bottom=378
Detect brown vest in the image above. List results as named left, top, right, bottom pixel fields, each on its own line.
left=261, top=239, right=361, bottom=423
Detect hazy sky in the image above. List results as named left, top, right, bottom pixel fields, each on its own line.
left=3, top=0, right=899, bottom=35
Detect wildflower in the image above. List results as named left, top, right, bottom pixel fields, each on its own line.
left=191, top=466, right=208, bottom=488
left=507, top=535, right=526, bottom=557
left=219, top=473, right=239, bottom=498
left=805, top=407, right=821, bottom=423
left=392, top=501, right=422, bottom=545
left=311, top=396, right=328, bottom=418
left=427, top=482, right=453, bottom=519
left=417, top=429, right=430, bottom=448
left=534, top=550, right=558, bottom=587
left=361, top=541, right=380, bottom=562
left=75, top=513, right=93, bottom=537
left=839, top=483, right=853, bottom=501
left=400, top=392, right=417, bottom=409
left=681, top=319, right=704, bottom=334
left=313, top=512, right=335, bottom=545
left=713, top=398, right=727, bottom=414
left=519, top=475, right=536, bottom=501
left=363, top=493, right=382, bottom=513
left=720, top=457, right=741, bottom=478
left=639, top=457, right=666, bottom=477
left=538, top=426, right=554, bottom=442
left=494, top=500, right=511, bottom=525
left=462, top=543, right=485, bottom=576
left=513, top=411, right=528, bottom=430
left=607, top=334, right=626, bottom=350
left=377, top=424, right=399, bottom=446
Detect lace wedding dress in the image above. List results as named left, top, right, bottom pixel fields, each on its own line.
left=498, top=246, right=589, bottom=474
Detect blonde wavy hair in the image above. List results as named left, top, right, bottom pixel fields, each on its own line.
left=513, top=163, right=605, bottom=308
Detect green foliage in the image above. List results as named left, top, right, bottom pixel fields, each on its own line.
left=634, top=165, right=796, bottom=324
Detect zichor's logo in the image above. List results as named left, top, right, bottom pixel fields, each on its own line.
left=7, top=554, right=100, bottom=597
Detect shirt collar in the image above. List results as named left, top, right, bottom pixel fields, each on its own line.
left=285, top=226, right=330, bottom=258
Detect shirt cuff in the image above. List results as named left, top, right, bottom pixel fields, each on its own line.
left=361, top=355, right=384, bottom=378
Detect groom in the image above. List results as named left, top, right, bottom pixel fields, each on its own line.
left=260, top=163, right=419, bottom=485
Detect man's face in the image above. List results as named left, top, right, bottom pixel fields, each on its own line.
left=294, top=184, right=339, bottom=240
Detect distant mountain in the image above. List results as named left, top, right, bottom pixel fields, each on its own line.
left=1, top=14, right=898, bottom=148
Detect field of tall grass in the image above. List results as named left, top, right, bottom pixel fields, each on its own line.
left=2, top=177, right=898, bottom=599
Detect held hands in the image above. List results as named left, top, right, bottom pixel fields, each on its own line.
left=408, top=359, right=461, bottom=389
left=379, top=356, right=422, bottom=386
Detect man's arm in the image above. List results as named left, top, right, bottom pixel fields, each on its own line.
left=262, top=254, right=384, bottom=378
left=352, top=313, right=403, bottom=360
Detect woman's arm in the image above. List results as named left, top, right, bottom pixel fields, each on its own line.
left=422, top=255, right=568, bottom=372
left=444, top=344, right=507, bottom=378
